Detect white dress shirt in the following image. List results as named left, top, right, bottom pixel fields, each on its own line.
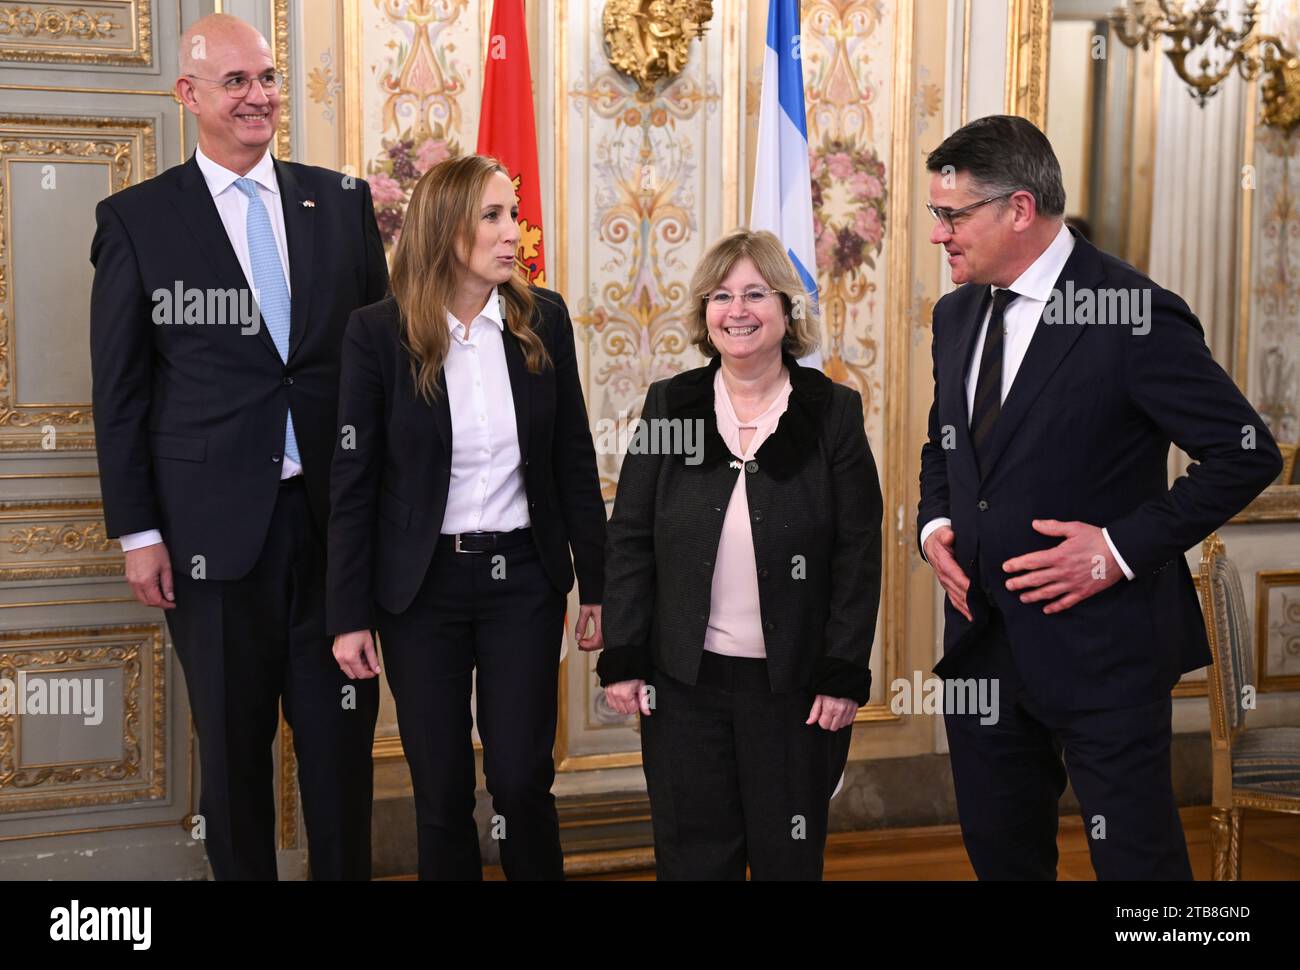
left=440, top=288, right=531, bottom=535
left=120, top=146, right=298, bottom=553
left=920, top=223, right=1134, bottom=580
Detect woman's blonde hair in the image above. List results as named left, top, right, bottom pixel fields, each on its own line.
left=685, top=228, right=820, bottom=360
left=389, top=154, right=549, bottom=401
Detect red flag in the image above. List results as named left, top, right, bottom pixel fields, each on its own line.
left=477, top=0, right=546, bottom=286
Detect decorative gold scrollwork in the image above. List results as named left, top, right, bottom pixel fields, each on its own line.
left=0, top=2, right=150, bottom=66
left=603, top=0, right=713, bottom=97
left=0, top=5, right=121, bottom=40
left=8, top=522, right=113, bottom=556
left=1112, top=0, right=1300, bottom=133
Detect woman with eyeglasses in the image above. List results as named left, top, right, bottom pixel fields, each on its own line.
left=327, top=154, right=606, bottom=880
left=597, top=228, right=883, bottom=880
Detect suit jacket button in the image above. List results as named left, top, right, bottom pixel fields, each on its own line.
left=745, top=460, right=758, bottom=473
left=977, top=500, right=989, bottom=511
left=272, top=455, right=281, bottom=463
left=758, top=568, right=769, bottom=579
left=752, top=511, right=763, bottom=523
left=763, top=621, right=774, bottom=632
left=282, top=376, right=294, bottom=386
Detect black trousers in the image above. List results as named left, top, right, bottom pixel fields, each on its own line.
left=641, top=651, right=851, bottom=880
left=166, top=477, right=379, bottom=880
left=375, top=537, right=566, bottom=881
left=942, top=610, right=1193, bottom=880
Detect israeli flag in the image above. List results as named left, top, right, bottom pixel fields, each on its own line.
left=750, top=0, right=822, bottom=370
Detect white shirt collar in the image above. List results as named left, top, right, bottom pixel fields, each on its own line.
left=447, top=286, right=506, bottom=335
left=998, top=222, right=1075, bottom=304
left=195, top=145, right=279, bottom=199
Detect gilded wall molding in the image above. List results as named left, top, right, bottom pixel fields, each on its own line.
left=0, top=4, right=120, bottom=39
left=1256, top=569, right=1300, bottom=692
left=277, top=715, right=298, bottom=850
left=272, top=0, right=291, bottom=160
left=341, top=0, right=361, bottom=177
left=873, top=0, right=914, bottom=723
left=1231, top=484, right=1300, bottom=523
left=0, top=113, right=156, bottom=452
left=0, top=1, right=153, bottom=67
left=0, top=680, right=194, bottom=844
left=0, top=622, right=167, bottom=814
left=1235, top=80, right=1258, bottom=390
left=0, top=498, right=122, bottom=582
left=1004, top=0, right=1051, bottom=128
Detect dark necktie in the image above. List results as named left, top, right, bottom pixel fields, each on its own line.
left=970, top=287, right=1019, bottom=476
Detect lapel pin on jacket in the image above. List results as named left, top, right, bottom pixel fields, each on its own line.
left=301, top=199, right=315, bottom=208
left=729, top=459, right=742, bottom=471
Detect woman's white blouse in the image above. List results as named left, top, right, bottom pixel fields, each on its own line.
left=440, top=287, right=531, bottom=535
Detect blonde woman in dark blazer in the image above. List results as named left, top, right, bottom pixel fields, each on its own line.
left=328, top=154, right=606, bottom=880
left=597, top=228, right=883, bottom=880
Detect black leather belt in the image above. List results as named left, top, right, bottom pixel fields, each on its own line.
left=437, top=528, right=533, bottom=554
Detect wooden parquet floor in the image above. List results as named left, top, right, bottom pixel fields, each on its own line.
left=563, top=806, right=1300, bottom=881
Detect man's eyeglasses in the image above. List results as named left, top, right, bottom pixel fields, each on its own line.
left=707, top=286, right=776, bottom=308
left=184, top=69, right=285, bottom=99
left=926, top=193, right=1015, bottom=233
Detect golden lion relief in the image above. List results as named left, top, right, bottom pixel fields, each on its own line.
left=603, top=0, right=713, bottom=96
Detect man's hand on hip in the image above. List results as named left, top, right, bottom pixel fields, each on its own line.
left=1003, top=519, right=1122, bottom=614
left=125, top=542, right=175, bottom=610
left=923, top=525, right=973, bottom=622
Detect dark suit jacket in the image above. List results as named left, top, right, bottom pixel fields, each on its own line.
left=325, top=289, right=606, bottom=636
left=596, top=355, right=883, bottom=704
left=90, top=155, right=389, bottom=578
left=918, top=228, right=1283, bottom=711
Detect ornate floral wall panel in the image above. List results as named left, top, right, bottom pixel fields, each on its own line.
left=1252, top=126, right=1299, bottom=450
left=559, top=0, right=731, bottom=763
left=353, top=0, right=482, bottom=247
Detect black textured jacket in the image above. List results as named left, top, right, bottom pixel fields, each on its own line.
left=597, top=354, right=882, bottom=703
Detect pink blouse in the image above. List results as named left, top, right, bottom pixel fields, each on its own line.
left=703, top=367, right=793, bottom=659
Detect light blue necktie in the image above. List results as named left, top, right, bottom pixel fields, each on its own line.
left=235, top=177, right=299, bottom=465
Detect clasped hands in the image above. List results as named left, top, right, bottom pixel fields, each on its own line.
left=923, top=518, right=1122, bottom=621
